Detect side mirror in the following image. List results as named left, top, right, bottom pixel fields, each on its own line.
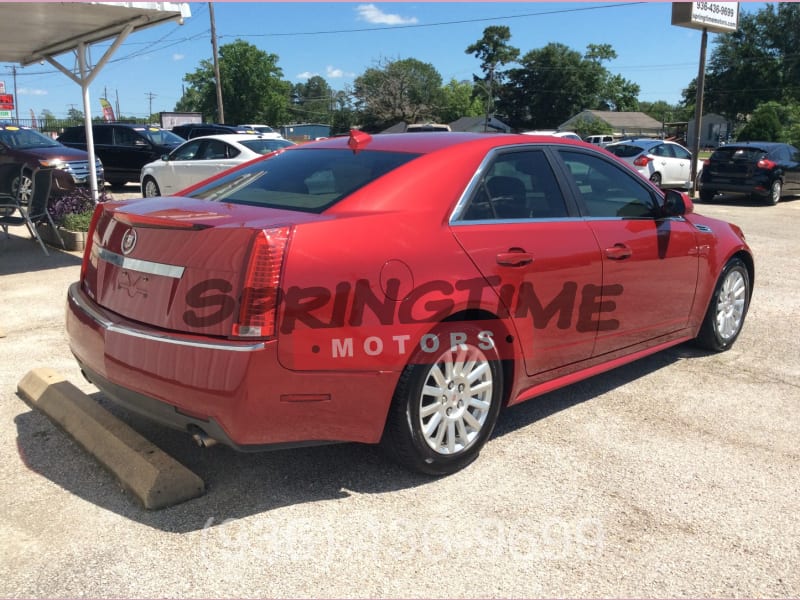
left=161, top=154, right=170, bottom=161
left=662, top=189, right=694, bottom=217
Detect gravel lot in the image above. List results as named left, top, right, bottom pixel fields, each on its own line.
left=1, top=189, right=798, bottom=598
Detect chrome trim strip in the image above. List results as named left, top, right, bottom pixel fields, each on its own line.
left=99, top=248, right=185, bottom=279
left=69, top=283, right=265, bottom=353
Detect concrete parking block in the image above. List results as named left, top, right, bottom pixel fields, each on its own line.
left=17, top=368, right=205, bottom=510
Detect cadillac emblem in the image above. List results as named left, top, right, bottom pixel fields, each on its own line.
left=121, top=228, right=137, bottom=255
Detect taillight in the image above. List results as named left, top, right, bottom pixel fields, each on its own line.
left=232, top=226, right=292, bottom=339
left=756, top=158, right=776, bottom=170
left=80, top=203, right=104, bottom=283
left=633, top=156, right=652, bottom=167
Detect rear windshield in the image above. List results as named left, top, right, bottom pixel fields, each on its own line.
left=606, top=144, right=645, bottom=158
left=187, top=148, right=420, bottom=213
left=240, top=138, right=295, bottom=154
left=136, top=127, right=184, bottom=146
left=710, top=147, right=767, bottom=162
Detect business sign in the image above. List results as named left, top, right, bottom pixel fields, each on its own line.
left=0, top=111, right=11, bottom=119
left=0, top=81, right=5, bottom=94
left=672, top=2, right=739, bottom=34
left=0, top=93, right=14, bottom=111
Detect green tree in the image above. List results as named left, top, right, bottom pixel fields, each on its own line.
left=353, top=58, right=444, bottom=131
left=568, top=116, right=613, bottom=139
left=683, top=3, right=800, bottom=120
left=465, top=26, right=520, bottom=129
left=737, top=100, right=800, bottom=143
left=330, top=88, right=357, bottom=135
left=66, top=107, right=84, bottom=122
left=291, top=75, right=333, bottom=123
left=439, top=79, right=483, bottom=123
left=176, top=39, right=292, bottom=125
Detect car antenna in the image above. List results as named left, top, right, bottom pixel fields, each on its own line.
left=348, top=129, right=372, bottom=152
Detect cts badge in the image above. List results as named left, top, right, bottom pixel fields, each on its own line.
left=121, top=229, right=137, bottom=255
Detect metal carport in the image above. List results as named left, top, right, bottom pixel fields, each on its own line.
left=0, top=2, right=191, bottom=200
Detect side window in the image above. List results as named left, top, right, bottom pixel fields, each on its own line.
left=462, top=150, right=569, bottom=221
left=92, top=128, right=112, bottom=144
left=557, top=150, right=658, bottom=219
left=672, top=145, right=691, bottom=160
left=202, top=139, right=231, bottom=159
left=114, top=127, right=140, bottom=147
left=171, top=140, right=202, bottom=161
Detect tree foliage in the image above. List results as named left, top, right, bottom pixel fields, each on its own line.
left=439, top=79, right=483, bottom=124
left=465, top=26, right=520, bottom=121
left=176, top=39, right=292, bottom=125
left=291, top=76, right=333, bottom=124
left=683, top=3, right=800, bottom=120
left=737, top=100, right=800, bottom=143
left=353, top=58, right=444, bottom=131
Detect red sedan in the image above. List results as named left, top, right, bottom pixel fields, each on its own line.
left=66, top=131, right=754, bottom=475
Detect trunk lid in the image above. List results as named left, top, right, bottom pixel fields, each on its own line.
left=82, top=197, right=323, bottom=337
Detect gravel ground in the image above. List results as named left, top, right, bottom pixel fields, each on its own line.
left=1, top=191, right=798, bottom=598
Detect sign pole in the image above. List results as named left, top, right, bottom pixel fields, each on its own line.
left=690, top=28, right=708, bottom=196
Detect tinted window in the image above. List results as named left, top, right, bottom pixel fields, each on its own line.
left=114, top=127, right=142, bottom=146
left=139, top=127, right=184, bottom=146
left=461, top=150, right=568, bottom=220
left=187, top=148, right=420, bottom=213
left=171, top=140, right=202, bottom=161
left=93, top=127, right=113, bottom=144
left=711, top=147, right=766, bottom=162
left=557, top=149, right=657, bottom=218
left=606, top=144, right=645, bottom=158
left=202, top=139, right=235, bottom=159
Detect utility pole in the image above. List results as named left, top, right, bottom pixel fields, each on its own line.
left=12, top=66, right=19, bottom=123
left=209, top=2, right=224, bottom=123
left=145, top=91, right=157, bottom=119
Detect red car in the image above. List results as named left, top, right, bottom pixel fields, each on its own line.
left=66, top=131, right=754, bottom=475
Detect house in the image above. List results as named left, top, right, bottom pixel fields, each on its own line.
left=687, top=113, right=731, bottom=148
left=559, top=110, right=663, bottom=138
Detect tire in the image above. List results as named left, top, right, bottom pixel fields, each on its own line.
left=381, top=324, right=504, bottom=475
left=695, top=257, right=750, bottom=352
left=142, top=176, right=161, bottom=198
left=768, top=179, right=782, bottom=205
left=649, top=172, right=662, bottom=187
left=699, top=189, right=716, bottom=202
left=11, top=172, right=33, bottom=204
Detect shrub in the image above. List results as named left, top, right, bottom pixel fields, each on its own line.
left=48, top=186, right=113, bottom=231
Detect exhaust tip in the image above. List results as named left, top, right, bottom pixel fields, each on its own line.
left=190, top=428, right=218, bottom=448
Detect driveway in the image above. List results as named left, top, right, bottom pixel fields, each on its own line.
left=1, top=195, right=798, bottom=597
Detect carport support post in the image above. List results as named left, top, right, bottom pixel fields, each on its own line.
left=690, top=27, right=708, bottom=196
left=45, top=25, right=139, bottom=203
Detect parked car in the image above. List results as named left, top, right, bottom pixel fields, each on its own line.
left=170, top=123, right=256, bottom=140
left=699, top=141, right=800, bottom=205
left=0, top=124, right=103, bottom=202
left=58, top=123, right=183, bottom=186
left=237, top=124, right=283, bottom=138
left=584, top=134, right=616, bottom=146
left=521, top=130, right=582, bottom=141
left=605, top=138, right=699, bottom=189
left=140, top=134, right=295, bottom=197
left=66, top=131, right=753, bottom=475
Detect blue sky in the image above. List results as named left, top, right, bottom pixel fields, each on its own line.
left=4, top=2, right=767, bottom=123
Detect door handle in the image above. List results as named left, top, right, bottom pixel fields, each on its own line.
left=605, top=244, right=632, bottom=260
left=496, top=250, right=533, bottom=267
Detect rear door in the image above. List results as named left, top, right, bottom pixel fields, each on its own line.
left=450, top=147, right=602, bottom=375
left=552, top=148, right=699, bottom=356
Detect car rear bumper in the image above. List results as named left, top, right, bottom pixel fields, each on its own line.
left=66, top=282, right=397, bottom=449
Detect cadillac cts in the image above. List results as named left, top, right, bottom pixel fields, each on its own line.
left=66, top=131, right=754, bottom=475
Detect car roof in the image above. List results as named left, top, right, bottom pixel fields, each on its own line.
left=306, top=131, right=591, bottom=155
left=182, top=133, right=281, bottom=144
left=719, top=141, right=786, bottom=149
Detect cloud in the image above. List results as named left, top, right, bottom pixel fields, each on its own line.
left=356, top=4, right=418, bottom=25
left=17, top=88, right=48, bottom=96
left=296, top=71, right=320, bottom=80
left=172, top=53, right=185, bottom=61
left=326, top=66, right=355, bottom=79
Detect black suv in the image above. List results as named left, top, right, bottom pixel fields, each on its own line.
left=58, top=123, right=184, bottom=185
left=699, top=141, right=800, bottom=205
left=0, top=124, right=103, bottom=201
left=170, top=123, right=256, bottom=140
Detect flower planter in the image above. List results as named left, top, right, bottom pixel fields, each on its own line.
left=36, top=222, right=87, bottom=252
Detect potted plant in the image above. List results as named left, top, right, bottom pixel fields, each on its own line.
left=39, top=187, right=114, bottom=251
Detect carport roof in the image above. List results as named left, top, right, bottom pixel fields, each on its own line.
left=0, top=2, right=190, bottom=66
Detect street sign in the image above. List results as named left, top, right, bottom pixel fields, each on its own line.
left=0, top=93, right=14, bottom=111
